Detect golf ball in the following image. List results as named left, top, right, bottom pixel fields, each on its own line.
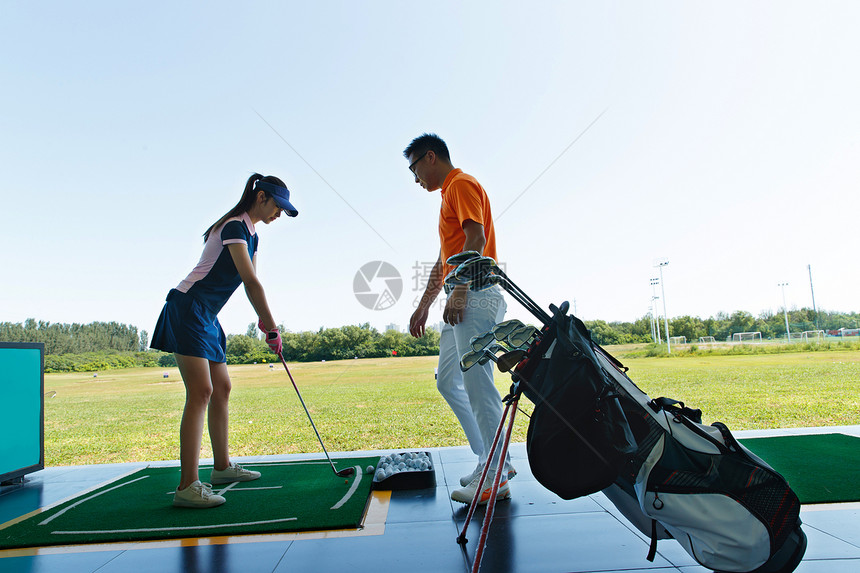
left=367, top=465, right=374, bottom=473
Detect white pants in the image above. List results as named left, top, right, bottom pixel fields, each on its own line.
left=437, top=286, right=507, bottom=466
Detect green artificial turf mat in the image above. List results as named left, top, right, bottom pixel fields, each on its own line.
left=739, top=433, right=860, bottom=504
left=0, top=456, right=378, bottom=549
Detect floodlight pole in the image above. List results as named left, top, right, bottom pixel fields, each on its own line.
left=647, top=304, right=655, bottom=342
left=657, top=260, right=671, bottom=354
left=648, top=304, right=656, bottom=343
left=808, top=264, right=818, bottom=330
left=779, top=282, right=791, bottom=343
left=650, top=279, right=661, bottom=344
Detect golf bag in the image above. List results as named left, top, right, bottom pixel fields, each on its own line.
left=517, top=307, right=637, bottom=499
left=515, top=307, right=807, bottom=573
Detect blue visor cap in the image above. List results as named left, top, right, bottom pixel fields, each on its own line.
left=256, top=180, right=298, bottom=217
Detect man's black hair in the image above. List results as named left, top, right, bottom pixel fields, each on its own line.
left=403, top=133, right=451, bottom=162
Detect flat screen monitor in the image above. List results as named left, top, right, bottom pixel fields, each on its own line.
left=0, top=342, right=45, bottom=484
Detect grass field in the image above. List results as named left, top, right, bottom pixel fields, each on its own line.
left=43, top=350, right=860, bottom=467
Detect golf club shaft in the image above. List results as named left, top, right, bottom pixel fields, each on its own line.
left=491, top=267, right=552, bottom=324
left=492, top=275, right=551, bottom=325
left=475, top=271, right=549, bottom=324
left=278, top=353, right=344, bottom=476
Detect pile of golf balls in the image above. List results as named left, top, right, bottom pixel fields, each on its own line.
left=374, top=452, right=432, bottom=482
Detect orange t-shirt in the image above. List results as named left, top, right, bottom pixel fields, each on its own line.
left=438, top=168, right=498, bottom=278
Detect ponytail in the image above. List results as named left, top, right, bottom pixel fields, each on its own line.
left=203, top=173, right=266, bottom=242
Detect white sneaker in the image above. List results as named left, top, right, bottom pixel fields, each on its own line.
left=211, top=462, right=261, bottom=484
left=459, top=462, right=484, bottom=487
left=173, top=480, right=226, bottom=508
left=459, top=462, right=518, bottom=487
left=451, top=471, right=511, bottom=505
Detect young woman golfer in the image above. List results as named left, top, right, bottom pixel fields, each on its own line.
left=151, top=174, right=297, bottom=508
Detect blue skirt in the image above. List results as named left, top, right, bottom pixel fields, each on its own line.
left=150, top=289, right=227, bottom=363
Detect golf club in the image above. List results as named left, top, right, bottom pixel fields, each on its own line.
left=487, top=275, right=551, bottom=325
left=479, top=343, right=507, bottom=364
left=459, top=348, right=486, bottom=371
left=469, top=331, right=497, bottom=352
left=451, top=256, right=552, bottom=325
left=277, top=352, right=355, bottom=478
left=496, top=349, right=528, bottom=373
left=491, top=319, right=526, bottom=342
left=507, top=325, right=541, bottom=348
left=453, top=256, right=496, bottom=282
left=443, top=268, right=472, bottom=295
left=446, top=250, right=482, bottom=267
left=460, top=343, right=507, bottom=371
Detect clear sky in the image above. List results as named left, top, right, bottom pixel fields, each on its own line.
left=2, top=1, right=858, bottom=338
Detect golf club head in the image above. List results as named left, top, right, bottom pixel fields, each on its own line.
left=460, top=343, right=506, bottom=371
left=479, top=343, right=508, bottom=365
left=460, top=348, right=485, bottom=371
left=479, top=352, right=496, bottom=365
left=469, top=331, right=496, bottom=352
left=496, top=349, right=528, bottom=373
left=507, top=325, right=540, bottom=348
left=336, top=467, right=355, bottom=478
left=443, top=268, right=472, bottom=295
left=492, top=319, right=526, bottom=341
left=453, top=256, right=497, bottom=282
left=446, top=250, right=482, bottom=267
left=444, top=268, right=472, bottom=287
left=484, top=342, right=506, bottom=356
left=471, top=273, right=504, bottom=292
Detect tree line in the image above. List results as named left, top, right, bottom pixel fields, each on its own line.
left=214, top=323, right=440, bottom=366
left=584, top=308, right=860, bottom=346
left=0, top=319, right=440, bottom=371
left=2, top=308, right=858, bottom=372
left=0, top=319, right=146, bottom=354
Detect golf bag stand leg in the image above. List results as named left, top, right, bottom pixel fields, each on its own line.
left=456, top=393, right=520, bottom=573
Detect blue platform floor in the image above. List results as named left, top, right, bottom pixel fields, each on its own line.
left=1, top=426, right=858, bottom=573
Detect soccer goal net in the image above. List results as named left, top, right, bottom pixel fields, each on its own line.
left=669, top=336, right=686, bottom=345
left=732, top=332, right=762, bottom=344
left=801, top=330, right=825, bottom=342
left=698, top=336, right=716, bottom=343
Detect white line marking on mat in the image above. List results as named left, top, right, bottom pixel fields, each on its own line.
left=330, top=466, right=362, bottom=510
left=38, top=476, right=150, bottom=526
left=50, top=517, right=298, bottom=535
left=214, top=482, right=240, bottom=496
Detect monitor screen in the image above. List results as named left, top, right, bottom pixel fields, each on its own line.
left=0, top=342, right=45, bottom=483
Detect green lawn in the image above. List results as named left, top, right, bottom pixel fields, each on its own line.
left=43, top=350, right=860, bottom=466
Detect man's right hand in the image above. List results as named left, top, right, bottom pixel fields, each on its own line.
left=409, top=306, right=429, bottom=338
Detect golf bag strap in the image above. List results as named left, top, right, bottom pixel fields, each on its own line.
left=649, top=397, right=703, bottom=424
left=647, top=520, right=658, bottom=561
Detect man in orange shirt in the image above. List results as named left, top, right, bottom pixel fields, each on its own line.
left=404, top=133, right=514, bottom=504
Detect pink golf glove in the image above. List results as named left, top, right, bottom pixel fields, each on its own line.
left=258, top=319, right=282, bottom=356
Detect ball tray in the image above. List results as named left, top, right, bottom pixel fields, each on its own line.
left=371, top=451, right=436, bottom=490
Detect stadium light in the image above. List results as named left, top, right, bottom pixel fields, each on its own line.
left=656, top=259, right=670, bottom=353
left=779, top=282, right=791, bottom=343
